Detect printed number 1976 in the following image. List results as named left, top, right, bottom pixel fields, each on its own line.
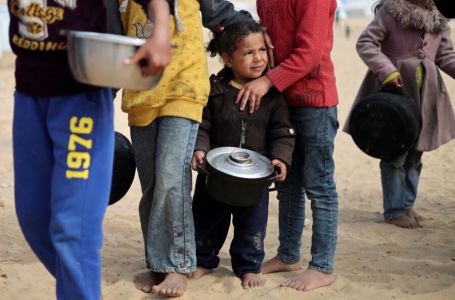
left=65, top=117, right=93, bottom=179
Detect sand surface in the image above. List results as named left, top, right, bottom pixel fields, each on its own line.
left=0, top=2, right=454, bottom=299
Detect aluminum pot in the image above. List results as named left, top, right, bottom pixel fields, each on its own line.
left=63, top=30, right=162, bottom=91
left=199, top=147, right=277, bottom=207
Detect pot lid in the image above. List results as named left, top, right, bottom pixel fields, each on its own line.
left=206, top=147, right=274, bottom=179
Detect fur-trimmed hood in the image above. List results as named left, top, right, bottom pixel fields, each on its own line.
left=379, top=0, right=447, bottom=33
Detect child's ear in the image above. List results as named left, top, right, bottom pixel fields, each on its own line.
left=221, top=53, right=232, bottom=68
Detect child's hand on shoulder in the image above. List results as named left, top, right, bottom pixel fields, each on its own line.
left=236, top=75, right=274, bottom=113
left=272, top=159, right=287, bottom=182
left=192, top=150, right=206, bottom=171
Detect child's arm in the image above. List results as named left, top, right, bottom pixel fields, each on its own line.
left=199, top=0, right=254, bottom=32
left=192, top=109, right=211, bottom=171
left=125, top=0, right=172, bottom=76
left=237, top=0, right=335, bottom=112
left=192, top=89, right=215, bottom=171
left=267, top=93, right=295, bottom=180
left=435, top=26, right=455, bottom=78
left=356, top=7, right=398, bottom=83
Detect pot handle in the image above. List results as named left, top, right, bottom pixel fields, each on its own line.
left=195, top=163, right=210, bottom=176
left=269, top=185, right=277, bottom=192
left=268, top=168, right=280, bottom=191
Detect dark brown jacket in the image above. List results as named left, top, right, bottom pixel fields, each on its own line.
left=195, top=69, right=295, bottom=166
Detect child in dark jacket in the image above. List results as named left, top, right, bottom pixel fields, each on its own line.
left=120, top=0, right=257, bottom=297
left=190, top=21, right=295, bottom=289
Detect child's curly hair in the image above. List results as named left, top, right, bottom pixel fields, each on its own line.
left=207, top=21, right=266, bottom=57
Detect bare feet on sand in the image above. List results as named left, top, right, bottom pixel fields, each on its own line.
left=241, top=273, right=265, bottom=289
left=385, top=214, right=422, bottom=229
left=261, top=257, right=302, bottom=274
left=190, top=267, right=212, bottom=280
left=151, top=273, right=188, bottom=297
left=134, top=271, right=165, bottom=293
left=280, top=269, right=336, bottom=291
left=406, top=208, right=424, bottom=224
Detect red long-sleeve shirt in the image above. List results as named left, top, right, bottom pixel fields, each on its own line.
left=257, top=0, right=339, bottom=107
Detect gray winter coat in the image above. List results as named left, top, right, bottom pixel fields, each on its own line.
left=344, top=0, right=455, bottom=151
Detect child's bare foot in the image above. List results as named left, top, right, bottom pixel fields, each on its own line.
left=134, top=271, right=165, bottom=293
left=261, top=257, right=302, bottom=274
left=241, top=273, right=265, bottom=289
left=190, top=267, right=211, bottom=280
left=151, top=273, right=188, bottom=297
left=385, top=214, right=421, bottom=229
left=280, top=269, right=336, bottom=291
left=406, top=208, right=424, bottom=224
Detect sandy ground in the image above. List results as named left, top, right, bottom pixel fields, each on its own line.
left=1, top=4, right=455, bottom=300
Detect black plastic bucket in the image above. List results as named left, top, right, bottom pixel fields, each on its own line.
left=349, top=92, right=422, bottom=160
left=109, top=132, right=136, bottom=205
left=434, top=0, right=455, bottom=19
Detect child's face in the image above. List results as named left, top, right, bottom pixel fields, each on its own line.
left=222, top=32, right=268, bottom=85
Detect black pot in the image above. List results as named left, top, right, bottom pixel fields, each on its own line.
left=109, top=132, right=136, bottom=205
left=434, top=0, right=455, bottom=18
left=349, top=92, right=422, bottom=160
left=199, top=147, right=276, bottom=207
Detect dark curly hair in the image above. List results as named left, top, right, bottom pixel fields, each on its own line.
left=207, top=21, right=266, bottom=57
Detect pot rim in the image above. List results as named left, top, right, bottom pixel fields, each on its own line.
left=62, top=30, right=146, bottom=47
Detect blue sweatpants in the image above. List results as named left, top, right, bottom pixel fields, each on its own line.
left=12, top=89, right=114, bottom=300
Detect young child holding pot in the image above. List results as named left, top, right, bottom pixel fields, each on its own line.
left=344, top=0, right=455, bottom=229
left=190, top=21, right=295, bottom=289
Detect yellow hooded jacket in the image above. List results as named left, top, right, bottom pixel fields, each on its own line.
left=119, top=0, right=210, bottom=126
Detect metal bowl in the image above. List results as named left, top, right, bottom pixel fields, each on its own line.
left=63, top=30, right=162, bottom=91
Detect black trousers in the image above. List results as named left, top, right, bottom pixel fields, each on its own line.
left=192, top=174, right=269, bottom=276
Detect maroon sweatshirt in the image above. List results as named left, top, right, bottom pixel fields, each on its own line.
left=8, top=0, right=150, bottom=97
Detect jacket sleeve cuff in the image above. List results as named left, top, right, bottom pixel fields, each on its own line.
left=382, top=71, right=400, bottom=85
left=269, top=150, right=293, bottom=168
left=194, top=136, right=210, bottom=154
left=266, top=66, right=291, bottom=92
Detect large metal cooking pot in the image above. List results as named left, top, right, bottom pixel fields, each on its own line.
left=349, top=91, right=422, bottom=160
left=109, top=132, right=136, bottom=205
left=63, top=30, right=163, bottom=91
left=199, top=147, right=277, bottom=207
